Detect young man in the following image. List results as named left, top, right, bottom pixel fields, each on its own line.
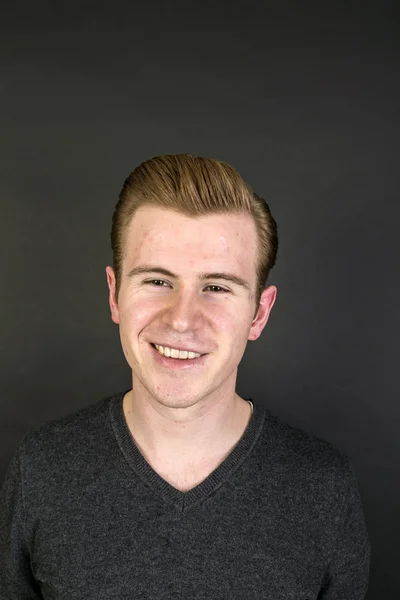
left=0, top=154, right=370, bottom=598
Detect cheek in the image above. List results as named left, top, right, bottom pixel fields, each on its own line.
left=215, top=307, right=252, bottom=336
left=119, top=299, right=154, bottom=334
left=117, top=305, right=151, bottom=368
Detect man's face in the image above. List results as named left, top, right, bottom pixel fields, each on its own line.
left=106, top=206, right=276, bottom=409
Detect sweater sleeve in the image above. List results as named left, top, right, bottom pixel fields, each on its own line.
left=317, top=459, right=371, bottom=600
left=0, top=444, right=43, bottom=599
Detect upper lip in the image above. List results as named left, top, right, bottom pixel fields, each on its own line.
left=151, top=342, right=207, bottom=355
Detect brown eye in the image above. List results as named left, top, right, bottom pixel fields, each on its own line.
left=145, top=280, right=169, bottom=287
left=206, top=285, right=229, bottom=293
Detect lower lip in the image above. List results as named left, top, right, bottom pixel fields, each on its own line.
left=149, top=343, right=208, bottom=370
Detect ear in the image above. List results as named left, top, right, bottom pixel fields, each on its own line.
left=248, top=286, right=277, bottom=341
left=105, top=266, right=120, bottom=325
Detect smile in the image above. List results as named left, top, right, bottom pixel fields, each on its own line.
left=149, top=343, right=207, bottom=370
left=152, top=344, right=202, bottom=360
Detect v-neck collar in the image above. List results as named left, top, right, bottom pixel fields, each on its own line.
left=109, top=390, right=266, bottom=512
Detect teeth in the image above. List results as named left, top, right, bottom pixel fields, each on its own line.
left=154, top=344, right=201, bottom=360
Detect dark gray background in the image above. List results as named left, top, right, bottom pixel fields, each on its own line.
left=1, top=1, right=399, bottom=597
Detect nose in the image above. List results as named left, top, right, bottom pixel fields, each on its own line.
left=161, top=288, right=203, bottom=333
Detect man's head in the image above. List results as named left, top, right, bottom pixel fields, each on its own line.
left=106, top=154, right=278, bottom=409
left=109, top=154, right=278, bottom=317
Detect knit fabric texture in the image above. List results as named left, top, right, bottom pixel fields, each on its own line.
left=0, top=391, right=371, bottom=599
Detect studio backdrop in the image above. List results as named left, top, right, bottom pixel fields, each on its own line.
left=1, top=2, right=399, bottom=598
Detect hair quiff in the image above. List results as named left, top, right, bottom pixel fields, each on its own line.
left=110, top=154, right=278, bottom=316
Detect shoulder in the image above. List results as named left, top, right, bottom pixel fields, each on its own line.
left=260, top=409, right=355, bottom=494
left=17, top=392, right=124, bottom=475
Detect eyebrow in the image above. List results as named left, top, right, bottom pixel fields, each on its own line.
left=126, top=265, right=251, bottom=291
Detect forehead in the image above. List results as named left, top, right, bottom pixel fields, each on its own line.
left=123, top=206, right=258, bottom=273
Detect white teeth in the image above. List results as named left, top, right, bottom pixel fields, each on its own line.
left=154, top=344, right=201, bottom=359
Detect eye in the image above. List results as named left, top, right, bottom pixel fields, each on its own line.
left=145, top=279, right=168, bottom=287
left=144, top=280, right=229, bottom=293
left=205, top=285, right=229, bottom=293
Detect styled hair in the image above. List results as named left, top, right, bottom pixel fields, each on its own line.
left=110, top=154, right=278, bottom=317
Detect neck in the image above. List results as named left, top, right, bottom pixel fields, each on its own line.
left=122, top=390, right=252, bottom=465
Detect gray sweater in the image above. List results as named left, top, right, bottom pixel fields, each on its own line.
left=0, top=391, right=370, bottom=599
